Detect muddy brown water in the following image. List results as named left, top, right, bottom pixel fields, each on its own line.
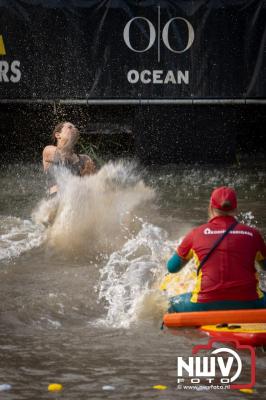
left=0, top=161, right=265, bottom=399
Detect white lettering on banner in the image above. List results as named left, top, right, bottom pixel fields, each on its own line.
left=0, top=60, right=21, bottom=83
left=204, top=228, right=253, bottom=237
left=164, top=70, right=176, bottom=84
left=140, top=70, right=151, bottom=84
left=0, top=34, right=22, bottom=83
left=10, top=61, right=21, bottom=83
left=127, top=70, right=139, bottom=84
left=123, top=7, right=194, bottom=86
left=0, top=61, right=8, bottom=82
left=153, top=70, right=163, bottom=84
left=127, top=69, right=189, bottom=85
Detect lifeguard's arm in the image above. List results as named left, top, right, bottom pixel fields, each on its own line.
left=42, top=146, right=57, bottom=172
left=255, top=231, right=266, bottom=271
left=167, top=230, right=194, bottom=273
left=167, top=253, right=187, bottom=273
left=79, top=155, right=96, bottom=176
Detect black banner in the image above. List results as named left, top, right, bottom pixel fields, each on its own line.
left=0, top=0, right=265, bottom=100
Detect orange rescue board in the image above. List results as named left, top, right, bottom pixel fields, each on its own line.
left=163, top=309, right=266, bottom=328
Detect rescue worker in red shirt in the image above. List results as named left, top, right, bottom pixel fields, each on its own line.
left=167, top=186, right=266, bottom=312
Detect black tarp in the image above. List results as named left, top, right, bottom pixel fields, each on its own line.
left=0, top=0, right=265, bottom=100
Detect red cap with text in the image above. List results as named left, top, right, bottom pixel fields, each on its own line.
left=210, top=186, right=237, bottom=211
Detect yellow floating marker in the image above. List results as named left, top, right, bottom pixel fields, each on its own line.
left=152, top=385, right=168, bottom=390
left=48, top=383, right=63, bottom=392
left=239, top=388, right=254, bottom=394
left=0, top=35, right=6, bottom=56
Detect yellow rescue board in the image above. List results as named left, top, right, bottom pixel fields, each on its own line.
left=159, top=267, right=196, bottom=297
left=201, top=323, right=266, bottom=334
left=200, top=323, right=266, bottom=346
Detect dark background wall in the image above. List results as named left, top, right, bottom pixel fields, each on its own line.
left=0, top=104, right=265, bottom=165
left=1, top=1, right=266, bottom=165
left=1, top=1, right=266, bottom=99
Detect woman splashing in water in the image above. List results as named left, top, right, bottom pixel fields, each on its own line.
left=43, top=121, right=96, bottom=197
left=39, top=121, right=96, bottom=225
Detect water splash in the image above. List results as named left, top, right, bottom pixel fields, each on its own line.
left=33, top=161, right=155, bottom=255
left=0, top=216, right=45, bottom=261
left=95, top=222, right=196, bottom=329
left=238, top=211, right=258, bottom=228
left=96, top=222, right=170, bottom=328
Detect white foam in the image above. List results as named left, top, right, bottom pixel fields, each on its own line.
left=95, top=222, right=172, bottom=328
left=0, top=216, right=45, bottom=261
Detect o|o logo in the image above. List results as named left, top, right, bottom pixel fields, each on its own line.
left=123, top=17, right=156, bottom=53
left=162, top=17, right=194, bottom=53
left=123, top=16, right=194, bottom=55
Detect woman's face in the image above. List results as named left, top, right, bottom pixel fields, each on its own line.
left=56, top=122, right=79, bottom=148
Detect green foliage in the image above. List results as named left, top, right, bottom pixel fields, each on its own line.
left=77, top=133, right=134, bottom=167
left=78, top=138, right=105, bottom=167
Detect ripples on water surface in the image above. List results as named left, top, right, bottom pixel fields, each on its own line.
left=0, top=161, right=265, bottom=399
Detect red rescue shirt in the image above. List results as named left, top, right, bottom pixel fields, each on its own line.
left=177, top=216, right=266, bottom=303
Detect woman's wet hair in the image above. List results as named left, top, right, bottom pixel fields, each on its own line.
left=52, top=122, right=67, bottom=144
